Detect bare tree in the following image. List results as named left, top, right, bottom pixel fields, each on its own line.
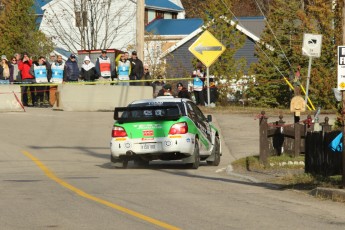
left=144, top=32, right=171, bottom=78
left=41, top=0, right=136, bottom=52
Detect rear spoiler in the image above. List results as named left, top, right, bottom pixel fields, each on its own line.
left=114, top=105, right=182, bottom=123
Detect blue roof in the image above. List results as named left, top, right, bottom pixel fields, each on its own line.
left=34, top=0, right=52, bottom=15
left=146, top=18, right=203, bottom=35
left=34, top=0, right=52, bottom=28
left=55, top=47, right=73, bottom=59
left=145, top=0, right=184, bottom=11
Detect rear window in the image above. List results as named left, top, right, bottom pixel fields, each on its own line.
left=129, top=102, right=186, bottom=116
left=114, top=103, right=186, bottom=123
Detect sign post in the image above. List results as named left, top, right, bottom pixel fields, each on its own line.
left=337, top=46, right=345, bottom=188
left=188, top=30, right=226, bottom=106
left=302, top=33, right=322, bottom=108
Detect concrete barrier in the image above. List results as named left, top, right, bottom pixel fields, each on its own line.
left=54, top=85, right=153, bottom=111
left=0, top=85, right=23, bottom=112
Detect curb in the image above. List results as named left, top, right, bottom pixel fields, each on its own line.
left=310, top=187, right=345, bottom=203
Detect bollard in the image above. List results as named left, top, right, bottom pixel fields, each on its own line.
left=259, top=111, right=268, bottom=165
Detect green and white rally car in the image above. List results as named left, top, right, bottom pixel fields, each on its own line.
left=110, top=97, right=221, bottom=169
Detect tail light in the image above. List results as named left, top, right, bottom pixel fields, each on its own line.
left=169, top=122, right=188, bottom=135
left=112, top=126, right=127, bottom=137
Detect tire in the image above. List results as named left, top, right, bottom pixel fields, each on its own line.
left=207, top=136, right=221, bottom=166
left=189, top=139, right=200, bottom=169
left=111, top=155, right=128, bottom=169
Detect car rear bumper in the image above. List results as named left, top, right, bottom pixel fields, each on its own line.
left=110, top=134, right=195, bottom=159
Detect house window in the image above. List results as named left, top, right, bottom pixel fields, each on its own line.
left=164, top=13, right=172, bottom=19
left=156, top=11, right=164, bottom=19
left=172, top=13, right=177, bottom=19
left=147, top=10, right=155, bottom=24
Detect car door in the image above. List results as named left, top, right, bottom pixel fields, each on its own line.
left=186, top=102, right=212, bottom=153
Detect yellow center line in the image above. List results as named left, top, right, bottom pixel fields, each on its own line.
left=21, top=150, right=181, bottom=230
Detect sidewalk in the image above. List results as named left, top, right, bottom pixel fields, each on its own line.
left=213, top=112, right=345, bottom=203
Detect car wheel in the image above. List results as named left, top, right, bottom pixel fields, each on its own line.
left=111, top=155, right=128, bottom=169
left=189, top=139, right=200, bottom=169
left=207, top=136, right=221, bottom=166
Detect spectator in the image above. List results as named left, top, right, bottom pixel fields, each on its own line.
left=80, top=56, right=98, bottom=82
left=10, top=56, right=21, bottom=84
left=64, top=54, right=79, bottom=82
left=19, top=52, right=36, bottom=106
left=30, top=56, right=51, bottom=107
left=176, top=82, right=190, bottom=99
left=0, top=55, right=13, bottom=84
left=51, top=55, right=66, bottom=83
left=143, top=64, right=151, bottom=86
left=50, top=54, right=66, bottom=106
left=158, top=84, right=173, bottom=96
left=95, top=49, right=113, bottom=83
left=129, top=51, right=143, bottom=86
left=116, top=53, right=131, bottom=86
left=14, top=53, right=21, bottom=62
left=152, top=75, right=165, bottom=97
left=192, top=69, right=205, bottom=106
left=49, top=52, right=56, bottom=64
left=203, top=78, right=218, bottom=106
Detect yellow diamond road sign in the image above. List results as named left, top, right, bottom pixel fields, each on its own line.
left=188, top=30, right=226, bottom=68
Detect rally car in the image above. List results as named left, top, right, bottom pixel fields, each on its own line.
left=110, top=97, right=221, bottom=169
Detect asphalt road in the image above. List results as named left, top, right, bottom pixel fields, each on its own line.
left=1, top=108, right=344, bottom=230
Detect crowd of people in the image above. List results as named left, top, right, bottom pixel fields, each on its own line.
left=0, top=50, right=218, bottom=107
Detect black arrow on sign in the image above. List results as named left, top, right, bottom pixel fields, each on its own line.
left=194, top=44, right=222, bottom=54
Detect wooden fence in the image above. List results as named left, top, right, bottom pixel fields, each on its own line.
left=259, top=111, right=332, bottom=165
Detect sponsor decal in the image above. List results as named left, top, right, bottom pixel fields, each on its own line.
left=143, top=130, right=154, bottom=136
left=186, top=138, right=191, bottom=143
left=169, top=135, right=182, bottom=138
left=134, top=124, right=162, bottom=129
left=142, top=138, right=154, bottom=141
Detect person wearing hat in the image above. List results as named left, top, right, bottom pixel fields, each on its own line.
left=176, top=82, right=191, bottom=99
left=157, top=83, right=173, bottom=96
left=0, top=55, right=13, bottom=84
left=95, top=49, right=114, bottom=83
left=129, top=51, right=143, bottom=86
left=49, top=52, right=56, bottom=65
left=64, top=54, right=79, bottom=82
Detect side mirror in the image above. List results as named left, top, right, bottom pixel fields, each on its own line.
left=207, top=115, right=212, bottom=122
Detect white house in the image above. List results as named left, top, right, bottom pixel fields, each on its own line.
left=39, top=0, right=137, bottom=52
left=38, top=0, right=186, bottom=54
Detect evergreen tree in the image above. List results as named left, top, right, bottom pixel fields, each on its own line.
left=202, top=0, right=247, bottom=104
left=248, top=0, right=342, bottom=109
left=0, top=0, right=53, bottom=58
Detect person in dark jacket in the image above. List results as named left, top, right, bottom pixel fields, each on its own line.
left=80, top=56, right=98, bottom=82
left=176, top=82, right=191, bottom=99
left=158, top=84, right=174, bottom=96
left=64, top=54, right=79, bottom=82
left=129, top=51, right=143, bottom=86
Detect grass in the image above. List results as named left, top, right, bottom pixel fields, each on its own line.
left=232, top=154, right=342, bottom=190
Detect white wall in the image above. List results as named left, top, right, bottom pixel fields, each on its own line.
left=40, top=0, right=136, bottom=52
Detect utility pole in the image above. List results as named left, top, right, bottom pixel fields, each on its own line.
left=136, top=0, right=144, bottom=59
